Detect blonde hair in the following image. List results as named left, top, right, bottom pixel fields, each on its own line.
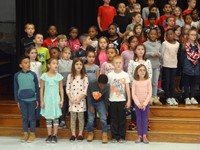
left=57, top=34, right=67, bottom=42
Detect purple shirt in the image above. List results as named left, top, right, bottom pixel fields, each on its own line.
left=121, top=50, right=134, bottom=72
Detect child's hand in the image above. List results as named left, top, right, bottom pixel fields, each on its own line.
left=90, top=106, right=95, bottom=113
left=59, top=100, right=63, bottom=108
left=35, top=101, right=38, bottom=109
left=17, top=102, right=20, bottom=110
left=40, top=101, right=45, bottom=108
left=142, top=103, right=147, bottom=111
left=125, top=101, right=131, bottom=109
left=137, top=103, right=143, bottom=109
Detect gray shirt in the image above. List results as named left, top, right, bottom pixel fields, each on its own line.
left=85, top=64, right=99, bottom=83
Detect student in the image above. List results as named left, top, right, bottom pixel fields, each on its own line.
left=14, top=55, right=39, bottom=143
left=120, top=30, right=134, bottom=54
left=182, top=28, right=200, bottom=105
left=126, top=12, right=142, bottom=32
left=43, top=25, right=58, bottom=49
left=34, top=33, right=50, bottom=73
left=86, top=74, right=110, bottom=143
left=165, top=16, right=175, bottom=31
left=133, top=24, right=146, bottom=44
left=40, top=58, right=64, bottom=143
left=58, top=46, right=73, bottom=129
left=184, top=14, right=193, bottom=26
left=132, top=64, right=152, bottom=144
left=144, top=5, right=160, bottom=27
left=174, top=6, right=185, bottom=27
left=57, top=34, right=68, bottom=51
left=183, top=0, right=196, bottom=16
left=126, top=0, right=137, bottom=16
left=108, top=55, right=131, bottom=143
left=168, top=0, right=178, bottom=14
left=191, top=9, right=200, bottom=29
left=49, top=47, right=60, bottom=60
left=159, top=4, right=173, bottom=27
left=66, top=58, right=89, bottom=142
left=21, top=23, right=35, bottom=55
left=88, top=26, right=98, bottom=50
left=142, top=0, right=160, bottom=20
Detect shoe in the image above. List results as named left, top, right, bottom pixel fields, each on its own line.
left=191, top=97, right=198, bottom=105
left=185, top=98, right=191, bottom=105
left=111, top=139, right=118, bottom=143
left=128, top=122, right=136, bottom=130
left=87, top=132, right=94, bottom=142
left=51, top=135, right=57, bottom=143
left=157, top=88, right=165, bottom=94
left=69, top=135, right=76, bottom=142
left=149, top=97, right=154, bottom=105
left=102, top=132, right=108, bottom=144
left=45, top=135, right=52, bottom=143
left=58, top=121, right=66, bottom=129
left=135, top=136, right=142, bottom=143
left=118, top=138, right=126, bottom=143
left=143, top=136, right=149, bottom=144
left=153, top=97, right=162, bottom=105
left=27, top=132, right=36, bottom=143
left=171, top=98, right=178, bottom=105
left=166, top=98, right=173, bottom=105
left=21, top=132, right=28, bottom=142
left=77, top=135, right=84, bottom=142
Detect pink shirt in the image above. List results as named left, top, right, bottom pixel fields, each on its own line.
left=98, top=50, right=108, bottom=68
left=67, top=39, right=81, bottom=51
left=132, top=79, right=152, bottom=106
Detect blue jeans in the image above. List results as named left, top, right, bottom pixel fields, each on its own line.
left=152, top=68, right=160, bottom=97
left=86, top=101, right=107, bottom=132
left=19, top=100, right=37, bottom=132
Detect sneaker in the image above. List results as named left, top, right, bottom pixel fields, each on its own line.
left=51, top=136, right=57, bottom=143
left=58, top=121, right=66, bottom=129
left=21, top=132, right=28, bottom=142
left=171, top=98, right=178, bottom=105
left=77, top=135, right=84, bottom=142
left=143, top=136, right=149, bottom=144
left=185, top=98, right=191, bottom=105
left=111, top=139, right=118, bottom=143
left=45, top=135, right=52, bottom=143
left=135, top=136, right=142, bottom=143
left=128, top=122, right=136, bottom=130
left=27, top=132, right=36, bottom=143
left=69, top=135, right=76, bottom=142
left=191, top=97, right=198, bottom=105
left=118, top=139, right=126, bottom=143
left=166, top=98, right=174, bottom=105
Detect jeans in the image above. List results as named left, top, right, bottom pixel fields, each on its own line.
left=87, top=101, right=107, bottom=133
left=19, top=100, right=37, bottom=132
left=152, top=68, right=160, bottom=97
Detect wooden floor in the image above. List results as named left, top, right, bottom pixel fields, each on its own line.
left=0, top=100, right=200, bottom=143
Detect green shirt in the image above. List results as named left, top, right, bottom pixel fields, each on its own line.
left=37, top=47, right=50, bottom=73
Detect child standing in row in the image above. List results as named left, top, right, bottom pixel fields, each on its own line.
left=57, top=34, right=67, bottom=51
left=66, top=58, right=89, bottom=141
left=40, top=58, right=64, bottom=143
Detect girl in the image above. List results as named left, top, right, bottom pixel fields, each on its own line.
left=144, top=28, right=162, bottom=105
left=165, top=16, right=175, bottom=31
left=49, top=47, right=60, bottom=60
left=132, top=64, right=152, bottom=144
left=95, top=36, right=109, bottom=68
left=182, top=28, right=200, bottom=105
left=181, top=24, right=191, bottom=43
left=184, top=14, right=193, bottom=26
left=40, top=58, right=64, bottom=143
left=174, top=6, right=185, bottom=27
left=100, top=47, right=118, bottom=75
left=121, top=35, right=138, bottom=72
left=88, top=26, right=98, bottom=50
left=120, top=30, right=134, bottom=54
left=66, top=58, right=89, bottom=141
left=161, top=28, right=180, bottom=106
left=133, top=24, right=146, bottom=44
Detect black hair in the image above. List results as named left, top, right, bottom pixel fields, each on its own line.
left=127, top=35, right=138, bottom=44
left=19, top=55, right=30, bottom=64
left=148, top=13, right=157, bottom=20
left=86, top=45, right=95, bottom=56
left=108, top=23, right=118, bottom=29
left=50, top=47, right=60, bottom=52
left=88, top=25, right=98, bottom=32
left=149, top=4, right=157, bottom=11
left=98, top=74, right=108, bottom=84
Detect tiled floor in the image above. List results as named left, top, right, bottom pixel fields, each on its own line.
left=0, top=136, right=199, bottom=150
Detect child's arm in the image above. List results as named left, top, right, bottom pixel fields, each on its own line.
left=66, top=74, right=73, bottom=104
left=143, top=79, right=152, bottom=109
left=132, top=81, right=142, bottom=109
left=14, top=73, right=20, bottom=109
left=125, top=83, right=131, bottom=109
left=146, top=60, right=153, bottom=79
left=59, top=80, right=64, bottom=108
left=40, top=79, right=45, bottom=108
left=97, top=16, right=103, bottom=32
left=33, top=72, right=39, bottom=108
left=96, top=66, right=100, bottom=79
left=100, top=62, right=105, bottom=74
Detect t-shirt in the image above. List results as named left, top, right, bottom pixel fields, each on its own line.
left=43, top=37, right=58, bottom=50
left=121, top=50, right=134, bottom=72
left=98, top=50, right=108, bottom=68
left=183, top=9, right=192, bottom=16
left=85, top=64, right=99, bottom=83
left=113, top=15, right=131, bottom=33
left=100, top=62, right=114, bottom=75
left=20, top=36, right=35, bottom=55
left=75, top=47, right=87, bottom=64
left=108, top=71, right=130, bottom=102
left=37, top=47, right=50, bottom=73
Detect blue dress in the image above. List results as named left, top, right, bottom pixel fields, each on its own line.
left=40, top=73, right=63, bottom=119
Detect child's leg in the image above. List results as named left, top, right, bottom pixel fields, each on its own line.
left=28, top=101, right=37, bottom=133
left=118, top=102, right=126, bottom=140
left=152, top=68, right=160, bottom=97
left=169, top=68, right=177, bottom=98
left=141, top=105, right=150, bottom=136
left=78, top=112, right=84, bottom=135
left=96, top=102, right=107, bottom=133
left=60, top=86, right=68, bottom=125
left=46, top=119, right=53, bottom=136
left=110, top=102, right=119, bottom=140
left=19, top=101, right=29, bottom=133
left=70, top=112, right=77, bottom=136
left=135, top=105, right=143, bottom=136
left=53, top=118, right=59, bottom=136
left=86, top=106, right=95, bottom=132
left=163, top=67, right=171, bottom=99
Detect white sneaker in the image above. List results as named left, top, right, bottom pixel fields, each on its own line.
left=185, top=98, right=191, bottom=105
left=190, top=97, right=198, bottom=105
left=166, top=98, right=173, bottom=105
left=171, top=98, right=178, bottom=105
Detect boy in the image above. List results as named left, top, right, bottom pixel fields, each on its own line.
left=158, top=4, right=173, bottom=27
left=126, top=12, right=142, bottom=31
left=34, top=33, right=50, bottom=73
left=107, top=55, right=131, bottom=143
left=86, top=74, right=110, bottom=143
left=21, top=23, right=35, bottom=55
left=144, top=4, right=160, bottom=26
left=43, top=25, right=58, bottom=50
left=142, top=0, right=160, bottom=20
left=14, top=55, right=39, bottom=142
left=88, top=26, right=98, bottom=50
left=75, top=33, right=92, bottom=63
left=57, top=34, right=67, bottom=51
left=168, top=0, right=178, bottom=14
left=183, top=0, right=196, bottom=16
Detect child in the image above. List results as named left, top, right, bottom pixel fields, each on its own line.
left=43, top=25, right=58, bottom=49
left=97, top=0, right=116, bottom=34
left=58, top=46, right=73, bottom=128
left=57, top=34, right=67, bottom=51
left=168, top=0, right=178, bottom=14
left=21, top=23, right=35, bottom=55
left=34, top=33, right=50, bottom=73
left=66, top=58, right=89, bottom=141
left=174, top=6, right=185, bottom=27
left=181, top=24, right=191, bottom=43
left=95, top=36, right=109, bottom=68
left=144, top=5, right=160, bottom=27
left=182, top=28, right=200, bottom=105
left=133, top=24, right=146, bottom=44
left=144, top=28, right=162, bottom=105
left=165, top=16, right=175, bottom=31
left=108, top=55, right=131, bottom=143
left=142, top=0, right=160, bottom=20
left=120, top=30, right=134, bottom=54
left=158, top=4, right=173, bottom=27
left=161, top=28, right=180, bottom=105
left=121, top=35, right=138, bottom=72
left=49, top=47, right=60, bottom=60
left=86, top=74, right=110, bottom=143
left=126, top=12, right=142, bottom=32
left=132, top=64, right=152, bottom=144
left=40, top=58, right=64, bottom=143
left=126, top=0, right=137, bottom=15
left=88, top=26, right=98, bottom=50
left=75, top=33, right=92, bottom=63
left=101, top=47, right=118, bottom=75
left=14, top=55, right=39, bottom=142
left=191, top=9, right=200, bottom=29
left=184, top=14, right=193, bottom=26
left=183, top=0, right=196, bottom=16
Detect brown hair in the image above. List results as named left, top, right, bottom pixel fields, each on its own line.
left=187, top=28, right=198, bottom=43
left=71, top=58, right=86, bottom=80
left=133, top=44, right=147, bottom=61
left=47, top=58, right=58, bottom=71
left=134, top=64, right=149, bottom=80
left=57, top=34, right=67, bottom=42
left=24, top=23, right=35, bottom=29
left=62, top=46, right=71, bottom=53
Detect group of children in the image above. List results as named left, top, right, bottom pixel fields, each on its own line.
left=14, top=0, right=200, bottom=145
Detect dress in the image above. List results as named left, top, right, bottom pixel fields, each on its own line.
left=40, top=73, right=63, bottom=119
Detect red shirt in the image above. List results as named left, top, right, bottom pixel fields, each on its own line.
left=67, top=39, right=81, bottom=51
left=144, top=18, right=160, bottom=26
left=98, top=5, right=116, bottom=31
left=43, top=37, right=58, bottom=49
left=183, top=9, right=192, bottom=16
left=158, top=15, right=175, bottom=27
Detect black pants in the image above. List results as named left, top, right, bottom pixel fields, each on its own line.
left=110, top=101, right=126, bottom=140
left=60, top=86, right=69, bottom=122
left=183, top=74, right=197, bottom=98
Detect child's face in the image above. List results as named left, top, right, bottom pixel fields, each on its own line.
left=150, top=7, right=158, bottom=14
left=185, top=15, right=192, bottom=25
left=167, top=17, right=175, bottom=27
left=48, top=59, right=58, bottom=71
left=188, top=30, right=198, bottom=42
left=137, top=66, right=147, bottom=78
left=169, top=0, right=177, bottom=7
left=183, top=25, right=191, bottom=35
left=107, top=48, right=116, bottom=61
left=135, top=26, right=142, bottom=35
left=164, top=4, right=172, bottom=13
left=86, top=52, right=95, bottom=64
left=19, top=58, right=30, bottom=72
left=175, top=27, right=181, bottom=37
left=148, top=30, right=157, bottom=42
left=69, top=29, right=78, bottom=40
left=84, top=37, right=92, bottom=46
left=108, top=25, right=117, bottom=36
left=99, top=38, right=108, bottom=50
left=135, top=45, right=145, bottom=58
left=25, top=25, right=35, bottom=37
left=174, top=7, right=181, bottom=17
left=129, top=38, right=138, bottom=50
left=188, top=0, right=196, bottom=9
left=166, top=30, right=175, bottom=41
left=50, top=49, right=60, bottom=59
left=147, top=0, right=155, bottom=6
left=133, top=5, right=141, bottom=13
left=149, top=18, right=156, bottom=26
left=62, top=49, right=71, bottom=60
left=157, top=29, right=161, bottom=39
left=133, top=14, right=141, bottom=23
left=28, top=49, right=37, bottom=61
left=118, top=3, right=126, bottom=14
left=113, top=58, right=123, bottom=71
left=34, top=34, right=43, bottom=45
left=88, top=28, right=98, bottom=40
left=58, top=39, right=67, bottom=48
left=48, top=26, right=58, bottom=37
left=75, top=61, right=83, bottom=72
left=191, top=10, right=199, bottom=20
